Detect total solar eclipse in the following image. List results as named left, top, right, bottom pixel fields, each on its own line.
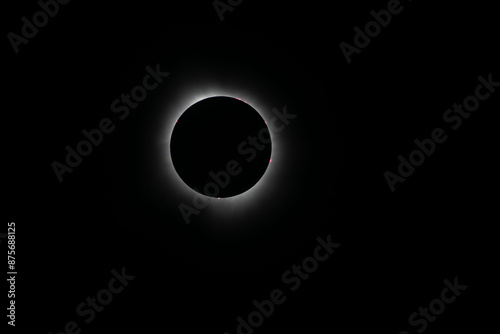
left=170, top=96, right=272, bottom=198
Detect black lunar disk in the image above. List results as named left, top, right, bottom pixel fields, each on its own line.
left=170, top=96, right=272, bottom=198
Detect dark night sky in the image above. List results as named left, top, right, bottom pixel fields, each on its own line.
left=4, top=1, right=498, bottom=333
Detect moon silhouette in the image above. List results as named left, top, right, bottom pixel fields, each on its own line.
left=170, top=96, right=272, bottom=198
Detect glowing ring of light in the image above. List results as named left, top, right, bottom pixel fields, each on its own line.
left=157, top=78, right=287, bottom=223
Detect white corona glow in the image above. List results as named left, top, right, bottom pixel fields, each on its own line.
left=157, top=78, right=286, bottom=220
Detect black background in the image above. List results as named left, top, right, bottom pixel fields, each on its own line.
left=4, top=0, right=498, bottom=333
